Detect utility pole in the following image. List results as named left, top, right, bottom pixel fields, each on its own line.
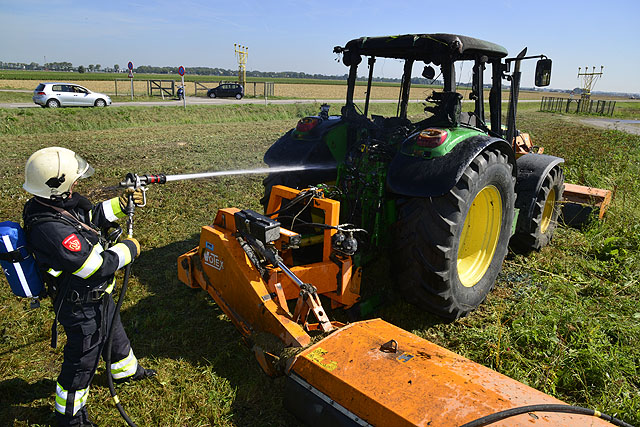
left=234, top=44, right=248, bottom=90
left=577, top=65, right=604, bottom=101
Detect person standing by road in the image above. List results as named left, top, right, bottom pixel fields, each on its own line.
left=21, top=147, right=156, bottom=427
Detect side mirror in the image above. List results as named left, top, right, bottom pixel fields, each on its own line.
left=535, top=58, right=552, bottom=87
left=343, top=53, right=362, bottom=67
left=422, top=65, right=435, bottom=80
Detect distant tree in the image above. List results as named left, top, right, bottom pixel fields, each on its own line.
left=78, top=65, right=85, bottom=73
left=114, top=64, right=120, bottom=73
left=88, top=64, right=94, bottom=72
left=95, top=64, right=101, bottom=72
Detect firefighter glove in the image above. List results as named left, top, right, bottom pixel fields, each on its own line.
left=123, top=237, right=141, bottom=258
left=119, top=187, right=145, bottom=211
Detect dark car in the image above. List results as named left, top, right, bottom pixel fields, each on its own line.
left=207, top=83, right=244, bottom=99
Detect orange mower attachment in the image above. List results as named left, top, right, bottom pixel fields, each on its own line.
left=177, top=186, right=361, bottom=373
left=515, top=132, right=613, bottom=226
left=177, top=186, right=621, bottom=426
left=285, top=319, right=613, bottom=426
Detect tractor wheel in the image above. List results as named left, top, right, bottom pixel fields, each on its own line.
left=511, top=166, right=564, bottom=253
left=392, top=147, right=515, bottom=320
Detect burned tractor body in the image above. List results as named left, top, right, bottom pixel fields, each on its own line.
left=263, top=34, right=564, bottom=319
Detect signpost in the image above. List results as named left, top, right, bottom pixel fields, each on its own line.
left=128, top=61, right=134, bottom=101
left=178, top=66, right=186, bottom=109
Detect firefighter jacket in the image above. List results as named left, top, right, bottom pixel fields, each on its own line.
left=22, top=193, right=138, bottom=298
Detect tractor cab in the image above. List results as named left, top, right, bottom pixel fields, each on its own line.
left=333, top=33, right=552, bottom=146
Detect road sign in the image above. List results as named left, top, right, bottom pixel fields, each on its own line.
left=178, top=66, right=185, bottom=76
left=128, top=61, right=134, bottom=70
left=128, top=70, right=134, bottom=79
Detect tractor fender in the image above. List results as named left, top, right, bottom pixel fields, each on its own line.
left=514, top=153, right=564, bottom=221
left=387, top=134, right=515, bottom=198
left=263, top=117, right=342, bottom=169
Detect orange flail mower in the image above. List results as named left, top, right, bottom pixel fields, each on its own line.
left=177, top=185, right=617, bottom=426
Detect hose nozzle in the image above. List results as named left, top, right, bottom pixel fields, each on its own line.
left=119, top=173, right=167, bottom=189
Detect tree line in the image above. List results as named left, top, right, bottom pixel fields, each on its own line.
left=1, top=60, right=446, bottom=84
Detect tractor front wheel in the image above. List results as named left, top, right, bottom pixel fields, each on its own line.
left=393, top=147, right=515, bottom=320
left=511, top=166, right=564, bottom=253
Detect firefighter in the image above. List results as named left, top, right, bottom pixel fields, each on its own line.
left=22, top=147, right=156, bottom=427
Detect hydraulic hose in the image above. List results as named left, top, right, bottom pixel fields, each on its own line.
left=459, top=404, right=635, bottom=427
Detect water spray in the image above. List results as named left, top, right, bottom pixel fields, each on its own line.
left=118, top=164, right=336, bottom=189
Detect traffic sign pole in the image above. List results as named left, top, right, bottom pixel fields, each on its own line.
left=178, top=66, right=186, bottom=110
left=181, top=75, right=185, bottom=109
left=128, top=62, right=134, bottom=101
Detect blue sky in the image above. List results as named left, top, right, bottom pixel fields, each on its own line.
left=1, top=0, right=638, bottom=93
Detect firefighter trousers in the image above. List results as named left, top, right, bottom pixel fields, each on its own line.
left=55, top=294, right=139, bottom=426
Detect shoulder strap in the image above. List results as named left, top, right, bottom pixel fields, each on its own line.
left=32, top=198, right=99, bottom=235
left=24, top=211, right=76, bottom=231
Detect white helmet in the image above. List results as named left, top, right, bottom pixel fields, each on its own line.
left=23, top=147, right=95, bottom=198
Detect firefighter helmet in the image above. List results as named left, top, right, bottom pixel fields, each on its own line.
left=23, top=147, right=94, bottom=198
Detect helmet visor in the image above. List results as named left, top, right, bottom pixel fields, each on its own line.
left=76, top=154, right=94, bottom=179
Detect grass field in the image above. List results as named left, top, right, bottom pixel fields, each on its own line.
left=1, top=102, right=639, bottom=426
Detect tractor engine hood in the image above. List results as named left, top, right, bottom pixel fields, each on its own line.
left=263, top=116, right=342, bottom=169
left=387, top=134, right=516, bottom=198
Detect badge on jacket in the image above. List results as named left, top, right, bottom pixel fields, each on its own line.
left=62, top=234, right=82, bottom=252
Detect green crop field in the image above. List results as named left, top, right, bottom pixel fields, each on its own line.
left=1, top=102, right=639, bottom=426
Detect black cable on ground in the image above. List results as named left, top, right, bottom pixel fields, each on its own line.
left=459, top=403, right=635, bottom=427
left=104, top=263, right=137, bottom=427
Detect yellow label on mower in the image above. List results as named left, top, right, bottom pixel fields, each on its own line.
left=306, top=347, right=338, bottom=372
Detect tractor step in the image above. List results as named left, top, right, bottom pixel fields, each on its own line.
left=285, top=319, right=611, bottom=426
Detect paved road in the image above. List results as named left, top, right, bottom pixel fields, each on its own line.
left=0, top=97, right=383, bottom=109
left=580, top=118, right=640, bottom=135
left=0, top=97, right=541, bottom=109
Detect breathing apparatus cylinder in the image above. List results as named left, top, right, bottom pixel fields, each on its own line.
left=0, top=221, right=44, bottom=303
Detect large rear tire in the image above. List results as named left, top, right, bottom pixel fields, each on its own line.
left=511, top=166, right=564, bottom=253
left=392, top=147, right=515, bottom=320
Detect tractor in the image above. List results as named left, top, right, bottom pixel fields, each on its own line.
left=261, top=33, right=568, bottom=320
left=174, top=34, right=622, bottom=425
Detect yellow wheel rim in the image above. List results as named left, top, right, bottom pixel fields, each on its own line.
left=540, top=188, right=556, bottom=234
left=457, top=185, right=502, bottom=288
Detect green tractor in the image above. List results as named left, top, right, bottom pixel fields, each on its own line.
left=262, top=33, right=564, bottom=320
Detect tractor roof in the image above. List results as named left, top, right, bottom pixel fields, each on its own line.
left=337, top=34, right=509, bottom=63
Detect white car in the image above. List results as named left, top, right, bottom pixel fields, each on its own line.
left=33, top=82, right=112, bottom=108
